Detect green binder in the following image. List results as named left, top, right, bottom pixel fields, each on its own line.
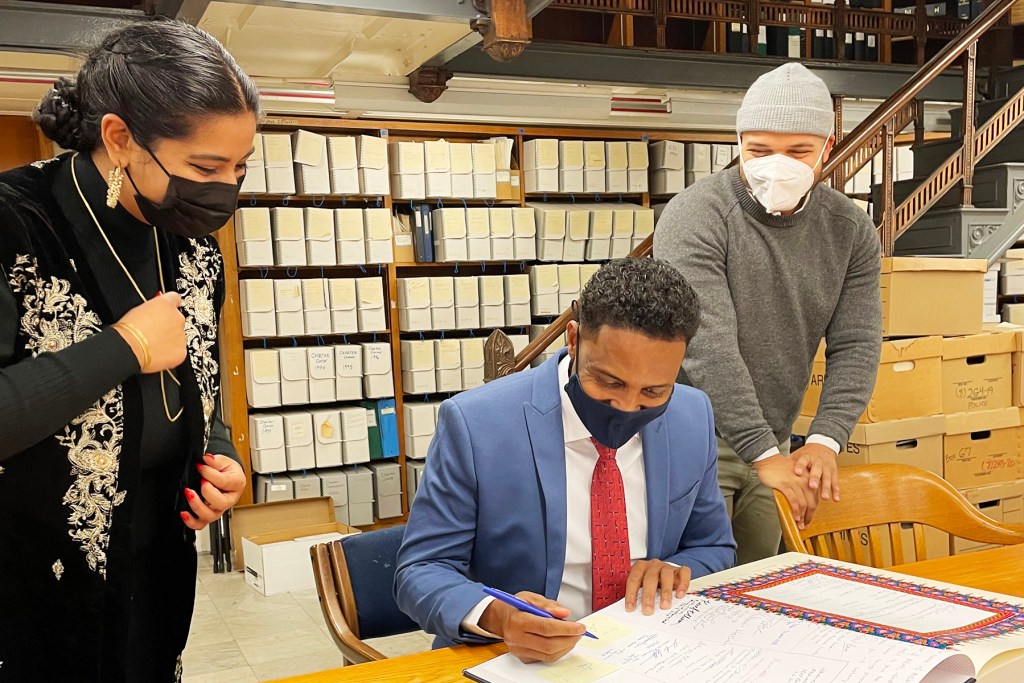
left=361, top=400, right=384, bottom=459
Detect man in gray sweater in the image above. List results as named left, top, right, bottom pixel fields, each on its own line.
left=655, top=63, right=882, bottom=563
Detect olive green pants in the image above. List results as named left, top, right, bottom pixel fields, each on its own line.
left=717, top=438, right=790, bottom=566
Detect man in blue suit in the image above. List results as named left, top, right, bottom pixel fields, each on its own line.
left=395, top=258, right=735, bottom=664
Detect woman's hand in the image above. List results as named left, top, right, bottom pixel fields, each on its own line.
left=181, top=453, right=246, bottom=531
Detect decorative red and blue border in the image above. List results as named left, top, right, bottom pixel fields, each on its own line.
left=697, top=561, right=1024, bottom=648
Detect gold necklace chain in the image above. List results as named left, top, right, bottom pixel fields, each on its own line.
left=71, top=153, right=183, bottom=423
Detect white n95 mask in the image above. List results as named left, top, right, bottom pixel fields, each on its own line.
left=740, top=134, right=830, bottom=215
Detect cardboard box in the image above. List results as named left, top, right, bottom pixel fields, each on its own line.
left=398, top=277, right=432, bottom=332
left=230, top=497, right=335, bottom=570
left=345, top=466, right=375, bottom=527
left=340, top=406, right=371, bottom=464
left=586, top=207, right=613, bottom=262
left=240, top=279, right=277, bottom=338
left=335, top=209, right=366, bottom=266
left=632, top=208, right=655, bottom=251
left=404, top=402, right=438, bottom=459
left=362, top=209, right=394, bottom=265
left=434, top=339, right=464, bottom=393
left=235, top=208, right=274, bottom=267
left=489, top=208, right=515, bottom=261
left=461, top=337, right=486, bottom=390
left=466, top=207, right=492, bottom=261
left=245, top=348, right=281, bottom=408
left=389, top=141, right=425, bottom=175
left=243, top=522, right=358, bottom=596
left=611, top=206, right=634, bottom=259
left=407, top=461, right=426, bottom=500
left=291, top=471, right=322, bottom=500
left=558, top=265, right=582, bottom=313
left=944, top=408, right=1022, bottom=488
left=327, top=278, right=358, bottom=335
left=311, top=409, right=343, bottom=468
left=530, top=264, right=560, bottom=316
left=327, top=136, right=359, bottom=196
left=369, top=462, right=403, bottom=519
left=605, top=142, right=628, bottom=193
left=584, top=140, right=606, bottom=193
left=278, top=347, right=310, bottom=406
left=580, top=264, right=601, bottom=288
left=271, top=207, right=306, bottom=266
left=240, top=133, right=267, bottom=194
left=558, top=140, right=584, bottom=194
left=563, top=206, right=590, bottom=263
left=254, top=473, right=294, bottom=504
left=249, top=413, right=286, bottom=473
left=281, top=411, right=316, bottom=470
left=356, top=278, right=387, bottom=333
left=319, top=469, right=349, bottom=510
left=649, top=140, right=685, bottom=171
left=262, top=133, right=296, bottom=195
left=402, top=340, right=437, bottom=395
left=512, top=208, right=537, bottom=260
left=361, top=342, right=394, bottom=399
left=479, top=276, right=506, bottom=329
left=504, top=274, right=531, bottom=326
left=334, top=345, right=363, bottom=402
left=523, top=139, right=559, bottom=193
left=802, top=337, right=943, bottom=423
left=454, top=276, right=481, bottom=330
left=429, top=277, right=456, bottom=331
left=432, top=208, right=469, bottom=263
left=793, top=414, right=944, bottom=476
left=357, top=135, right=389, bottom=196
left=954, top=481, right=1024, bottom=553
left=307, top=346, right=336, bottom=404
left=650, top=169, right=685, bottom=196
left=273, top=280, right=305, bottom=337
left=941, top=332, right=1015, bottom=413
left=531, top=204, right=567, bottom=262
left=627, top=141, right=649, bottom=193
left=293, top=130, right=331, bottom=195
left=301, top=278, right=332, bottom=336
left=685, top=143, right=712, bottom=173
left=881, top=258, right=987, bottom=337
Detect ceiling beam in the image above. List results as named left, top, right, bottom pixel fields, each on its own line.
left=152, top=0, right=212, bottom=24
left=446, top=42, right=966, bottom=102
left=423, top=0, right=556, bottom=68
left=0, top=1, right=143, bottom=56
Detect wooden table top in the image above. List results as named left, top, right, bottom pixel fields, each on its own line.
left=271, top=544, right=1024, bottom=682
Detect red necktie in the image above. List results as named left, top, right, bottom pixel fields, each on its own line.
left=590, top=437, right=631, bottom=612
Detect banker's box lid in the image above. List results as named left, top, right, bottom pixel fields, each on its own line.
left=945, top=407, right=1020, bottom=436
left=942, top=331, right=1017, bottom=360
left=813, top=336, right=942, bottom=364
left=231, top=497, right=336, bottom=570
left=881, top=257, right=988, bottom=274
left=793, top=414, right=945, bottom=445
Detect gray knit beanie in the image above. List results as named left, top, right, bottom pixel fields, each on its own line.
left=736, top=63, right=834, bottom=137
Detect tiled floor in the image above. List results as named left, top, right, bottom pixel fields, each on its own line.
left=182, top=554, right=433, bottom=682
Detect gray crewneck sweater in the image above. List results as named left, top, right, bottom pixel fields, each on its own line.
left=655, top=166, right=882, bottom=463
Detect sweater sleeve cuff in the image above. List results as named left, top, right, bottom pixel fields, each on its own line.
left=807, top=417, right=850, bottom=449
left=736, top=432, right=782, bottom=464
left=98, top=326, right=142, bottom=376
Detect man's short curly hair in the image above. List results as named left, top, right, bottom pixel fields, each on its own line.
left=576, top=258, right=700, bottom=342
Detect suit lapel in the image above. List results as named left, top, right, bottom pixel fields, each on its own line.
left=525, top=352, right=569, bottom=597
left=641, top=418, right=670, bottom=560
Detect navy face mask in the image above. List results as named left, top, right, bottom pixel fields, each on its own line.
left=125, top=145, right=240, bottom=239
left=564, top=341, right=671, bottom=450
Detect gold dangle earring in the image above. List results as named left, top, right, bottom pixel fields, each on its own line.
left=106, top=166, right=123, bottom=209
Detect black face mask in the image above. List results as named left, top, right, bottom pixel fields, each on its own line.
left=125, top=146, right=240, bottom=239
left=564, top=337, right=672, bottom=450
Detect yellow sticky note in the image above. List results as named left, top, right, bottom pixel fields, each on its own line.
left=578, top=615, right=635, bottom=649
left=537, top=655, right=617, bottom=683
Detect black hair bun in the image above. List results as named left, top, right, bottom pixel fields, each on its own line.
left=33, top=77, right=84, bottom=151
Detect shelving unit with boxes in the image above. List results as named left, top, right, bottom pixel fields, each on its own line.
left=217, top=116, right=735, bottom=530
left=794, top=257, right=1024, bottom=559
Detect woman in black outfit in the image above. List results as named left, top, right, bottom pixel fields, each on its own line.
left=0, top=19, right=255, bottom=682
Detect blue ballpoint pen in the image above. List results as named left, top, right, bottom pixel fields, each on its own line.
left=483, top=587, right=599, bottom=639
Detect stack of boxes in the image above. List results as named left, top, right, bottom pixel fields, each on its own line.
left=523, top=139, right=649, bottom=195
left=795, top=257, right=1023, bottom=558
left=526, top=203, right=653, bottom=263
left=397, top=275, right=531, bottom=333
left=239, top=277, right=387, bottom=338
left=388, top=139, right=506, bottom=200
left=648, top=141, right=740, bottom=195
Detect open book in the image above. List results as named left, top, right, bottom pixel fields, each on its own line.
left=464, top=553, right=1024, bottom=683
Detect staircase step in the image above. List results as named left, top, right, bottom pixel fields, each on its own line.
left=894, top=207, right=1010, bottom=256
left=991, top=64, right=1024, bottom=100
left=872, top=163, right=1024, bottom=220
left=948, top=97, right=1012, bottom=138
left=912, top=127, right=1024, bottom=178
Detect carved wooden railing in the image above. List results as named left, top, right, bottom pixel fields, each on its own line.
left=549, top=0, right=967, bottom=61
left=484, top=0, right=1021, bottom=380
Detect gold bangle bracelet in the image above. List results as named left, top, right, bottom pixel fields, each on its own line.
left=113, top=322, right=151, bottom=371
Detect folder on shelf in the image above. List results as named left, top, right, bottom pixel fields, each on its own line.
left=327, top=278, right=358, bottom=335
left=278, top=347, right=310, bottom=406
left=271, top=207, right=307, bottom=267
left=301, top=278, right=332, bottom=336
left=312, top=409, right=344, bottom=468
left=283, top=411, right=317, bottom=471
left=304, top=208, right=336, bottom=266
left=249, top=413, right=286, bottom=474
left=327, top=136, right=360, bottom=196
left=292, top=130, right=331, bottom=196
left=245, top=348, right=281, bottom=408
left=240, top=133, right=267, bottom=194
left=363, top=208, right=394, bottom=265
left=240, top=279, right=277, bottom=338
left=356, top=277, right=387, bottom=333
left=235, top=208, right=274, bottom=268
left=335, top=344, right=364, bottom=402
left=307, top=346, right=336, bottom=405
left=274, top=279, right=305, bottom=337
left=335, top=209, right=366, bottom=266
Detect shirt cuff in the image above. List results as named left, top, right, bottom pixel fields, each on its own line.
left=806, top=434, right=841, bottom=454
left=752, top=446, right=781, bottom=463
left=460, top=596, right=499, bottom=639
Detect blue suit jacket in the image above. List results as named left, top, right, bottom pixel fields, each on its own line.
left=394, top=350, right=736, bottom=647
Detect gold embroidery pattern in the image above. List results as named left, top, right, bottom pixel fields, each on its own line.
left=7, top=254, right=126, bottom=578
left=52, top=559, right=64, bottom=580
left=174, top=654, right=183, bottom=682
left=177, top=239, right=222, bottom=444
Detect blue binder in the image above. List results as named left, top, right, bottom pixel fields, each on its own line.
left=376, top=398, right=400, bottom=458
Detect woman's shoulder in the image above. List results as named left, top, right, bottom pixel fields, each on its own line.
left=0, top=157, right=62, bottom=230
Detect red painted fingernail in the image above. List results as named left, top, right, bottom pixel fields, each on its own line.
left=156, top=291, right=162, bottom=297
left=204, top=454, right=215, bottom=464
left=201, top=479, right=209, bottom=488
left=196, top=463, right=203, bottom=472
left=180, top=511, right=190, bottom=522
left=184, top=488, right=195, bottom=501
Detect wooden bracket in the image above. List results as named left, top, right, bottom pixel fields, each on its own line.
left=483, top=329, right=516, bottom=383
left=471, top=0, right=532, bottom=63
left=408, top=66, right=453, bottom=104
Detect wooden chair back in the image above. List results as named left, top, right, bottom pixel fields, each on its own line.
left=775, top=464, right=1024, bottom=567
left=310, top=541, right=387, bottom=664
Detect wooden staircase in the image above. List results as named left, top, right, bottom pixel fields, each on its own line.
left=484, top=0, right=1024, bottom=381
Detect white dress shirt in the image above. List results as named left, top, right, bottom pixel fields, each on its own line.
left=461, top=355, right=649, bottom=636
